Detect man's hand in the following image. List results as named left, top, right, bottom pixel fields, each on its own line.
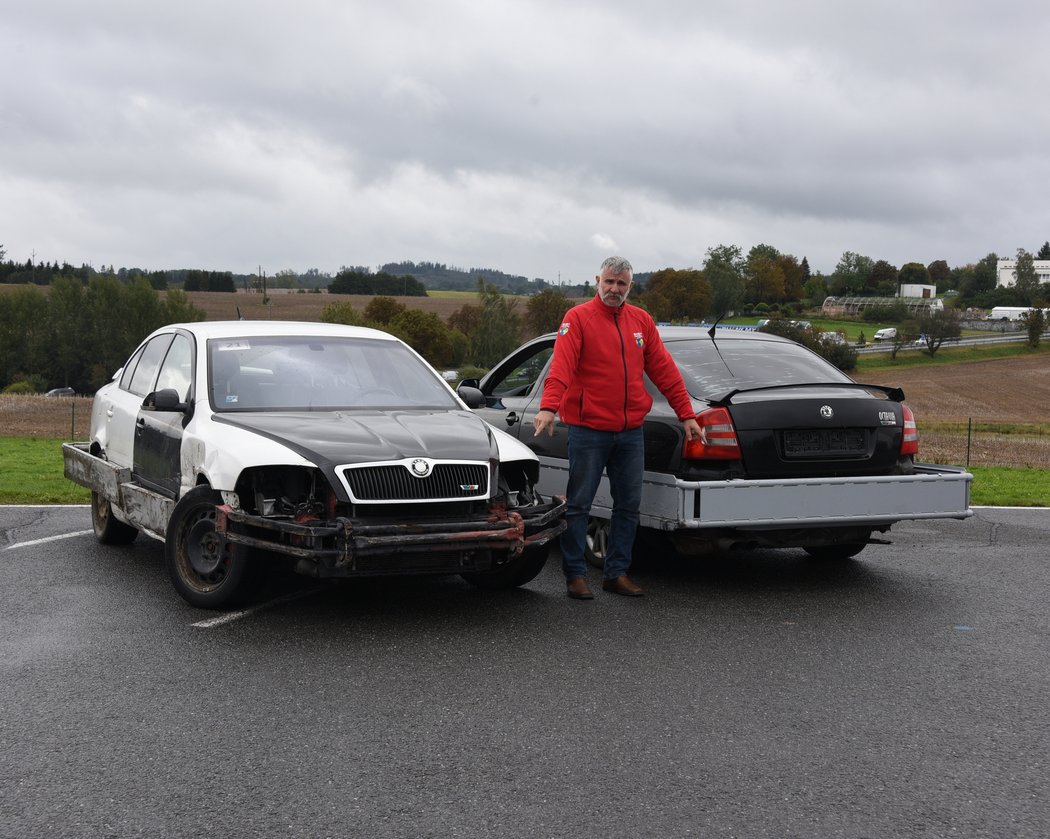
left=682, top=417, right=702, bottom=441
left=533, top=409, right=557, bottom=437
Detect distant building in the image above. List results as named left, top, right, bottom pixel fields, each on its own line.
left=899, top=283, right=937, bottom=298
left=997, top=258, right=1050, bottom=287
left=821, top=295, right=943, bottom=317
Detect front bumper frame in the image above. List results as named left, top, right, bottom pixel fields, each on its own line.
left=216, top=497, right=567, bottom=577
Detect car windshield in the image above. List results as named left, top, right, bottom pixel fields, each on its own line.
left=659, top=337, right=855, bottom=399
left=208, top=335, right=460, bottom=411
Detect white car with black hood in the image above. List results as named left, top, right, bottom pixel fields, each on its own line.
left=64, top=320, right=566, bottom=608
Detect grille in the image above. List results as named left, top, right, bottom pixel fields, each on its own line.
left=343, top=462, right=489, bottom=502
left=782, top=428, right=868, bottom=457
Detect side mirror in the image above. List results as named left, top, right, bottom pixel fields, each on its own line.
left=457, top=385, right=486, bottom=409
left=143, top=388, right=188, bottom=412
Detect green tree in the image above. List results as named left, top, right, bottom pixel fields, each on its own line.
left=1020, top=307, right=1045, bottom=348
left=912, top=309, right=962, bottom=356
left=778, top=254, right=805, bottom=301
left=1037, top=241, right=1050, bottom=259
left=829, top=251, right=873, bottom=296
left=364, top=296, right=407, bottom=325
left=471, top=280, right=522, bottom=367
left=870, top=260, right=899, bottom=296
left=927, top=259, right=951, bottom=291
left=898, top=262, right=930, bottom=289
left=447, top=303, right=481, bottom=339
left=389, top=309, right=457, bottom=367
left=524, top=287, right=574, bottom=337
left=958, top=253, right=999, bottom=300
left=1014, top=248, right=1039, bottom=302
left=802, top=273, right=828, bottom=306
left=641, top=268, right=712, bottom=323
left=45, top=277, right=87, bottom=388
left=743, top=244, right=785, bottom=303
left=0, top=285, right=47, bottom=389
left=702, top=244, right=745, bottom=315
left=320, top=301, right=365, bottom=325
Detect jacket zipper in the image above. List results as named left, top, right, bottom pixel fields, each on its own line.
left=615, top=309, right=629, bottom=431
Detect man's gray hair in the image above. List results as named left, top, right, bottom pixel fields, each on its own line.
left=599, top=256, right=633, bottom=278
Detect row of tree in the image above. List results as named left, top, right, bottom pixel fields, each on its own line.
left=0, top=278, right=204, bottom=394
left=4, top=239, right=1049, bottom=312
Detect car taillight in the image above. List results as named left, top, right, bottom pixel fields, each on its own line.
left=900, top=404, right=919, bottom=456
left=683, top=406, right=741, bottom=460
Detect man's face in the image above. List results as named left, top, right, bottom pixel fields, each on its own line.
left=597, top=270, right=632, bottom=308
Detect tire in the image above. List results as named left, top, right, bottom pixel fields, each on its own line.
left=164, top=486, right=257, bottom=609
left=804, top=541, right=868, bottom=561
left=91, top=491, right=138, bottom=545
left=462, top=544, right=550, bottom=590
left=584, top=516, right=609, bottom=569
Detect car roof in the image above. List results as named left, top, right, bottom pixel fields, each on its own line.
left=155, top=320, right=401, bottom=343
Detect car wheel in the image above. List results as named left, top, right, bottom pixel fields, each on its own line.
left=584, top=517, right=610, bottom=569
left=462, top=544, right=550, bottom=590
left=804, top=541, right=868, bottom=560
left=91, top=491, right=138, bottom=545
left=165, top=486, right=257, bottom=609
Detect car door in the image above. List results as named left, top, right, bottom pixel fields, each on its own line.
left=133, top=332, right=193, bottom=497
left=473, top=338, right=555, bottom=439
left=472, top=337, right=572, bottom=467
left=100, top=335, right=172, bottom=467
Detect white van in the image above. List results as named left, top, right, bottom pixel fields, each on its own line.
left=873, top=327, right=898, bottom=341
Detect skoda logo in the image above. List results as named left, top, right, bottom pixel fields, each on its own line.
left=409, top=458, right=432, bottom=477
left=819, top=405, right=834, bottom=419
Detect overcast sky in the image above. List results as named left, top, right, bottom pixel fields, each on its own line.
left=3, top=1, right=1048, bottom=283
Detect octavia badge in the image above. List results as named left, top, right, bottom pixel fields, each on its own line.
left=819, top=405, right=834, bottom=419
left=409, top=458, right=432, bottom=477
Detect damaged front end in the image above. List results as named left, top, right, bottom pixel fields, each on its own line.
left=219, top=463, right=566, bottom=578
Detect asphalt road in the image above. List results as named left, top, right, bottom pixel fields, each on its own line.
left=2, top=505, right=1048, bottom=839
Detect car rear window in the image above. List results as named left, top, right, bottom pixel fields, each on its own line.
left=661, top=337, right=854, bottom=399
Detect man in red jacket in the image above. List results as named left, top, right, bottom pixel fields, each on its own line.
left=533, top=256, right=701, bottom=599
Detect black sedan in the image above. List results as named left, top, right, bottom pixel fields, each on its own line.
left=461, top=326, right=972, bottom=564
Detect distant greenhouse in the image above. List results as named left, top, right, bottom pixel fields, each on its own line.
left=821, top=296, right=944, bottom=317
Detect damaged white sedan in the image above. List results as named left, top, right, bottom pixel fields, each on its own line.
left=64, top=321, right=565, bottom=608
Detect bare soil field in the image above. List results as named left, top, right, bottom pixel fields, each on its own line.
left=181, top=290, right=473, bottom=323
left=3, top=353, right=1046, bottom=468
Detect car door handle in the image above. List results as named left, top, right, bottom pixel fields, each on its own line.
left=505, top=412, right=519, bottom=427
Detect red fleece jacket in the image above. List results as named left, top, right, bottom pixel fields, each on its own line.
left=539, top=295, right=695, bottom=432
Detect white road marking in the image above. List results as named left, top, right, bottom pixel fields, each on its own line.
left=191, top=586, right=326, bottom=628
left=3, top=530, right=93, bottom=551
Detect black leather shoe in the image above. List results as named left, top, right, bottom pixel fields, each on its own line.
left=602, top=575, right=644, bottom=596
left=566, top=577, right=594, bottom=600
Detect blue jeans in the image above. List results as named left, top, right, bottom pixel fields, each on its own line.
left=560, top=424, right=644, bottom=581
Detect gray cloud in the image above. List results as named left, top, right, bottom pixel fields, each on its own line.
left=2, top=0, right=1049, bottom=282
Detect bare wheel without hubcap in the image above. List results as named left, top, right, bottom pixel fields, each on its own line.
left=90, top=491, right=138, bottom=545
left=165, top=487, right=256, bottom=609
left=584, top=517, right=609, bottom=569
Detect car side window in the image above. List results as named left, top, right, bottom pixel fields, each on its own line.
left=155, top=334, right=193, bottom=401
left=128, top=335, right=174, bottom=397
left=489, top=347, right=554, bottom=398
left=119, top=344, right=146, bottom=391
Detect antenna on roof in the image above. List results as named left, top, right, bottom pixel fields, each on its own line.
left=707, top=313, right=734, bottom=376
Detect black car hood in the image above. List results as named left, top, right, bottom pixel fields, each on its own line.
left=214, top=409, right=498, bottom=486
